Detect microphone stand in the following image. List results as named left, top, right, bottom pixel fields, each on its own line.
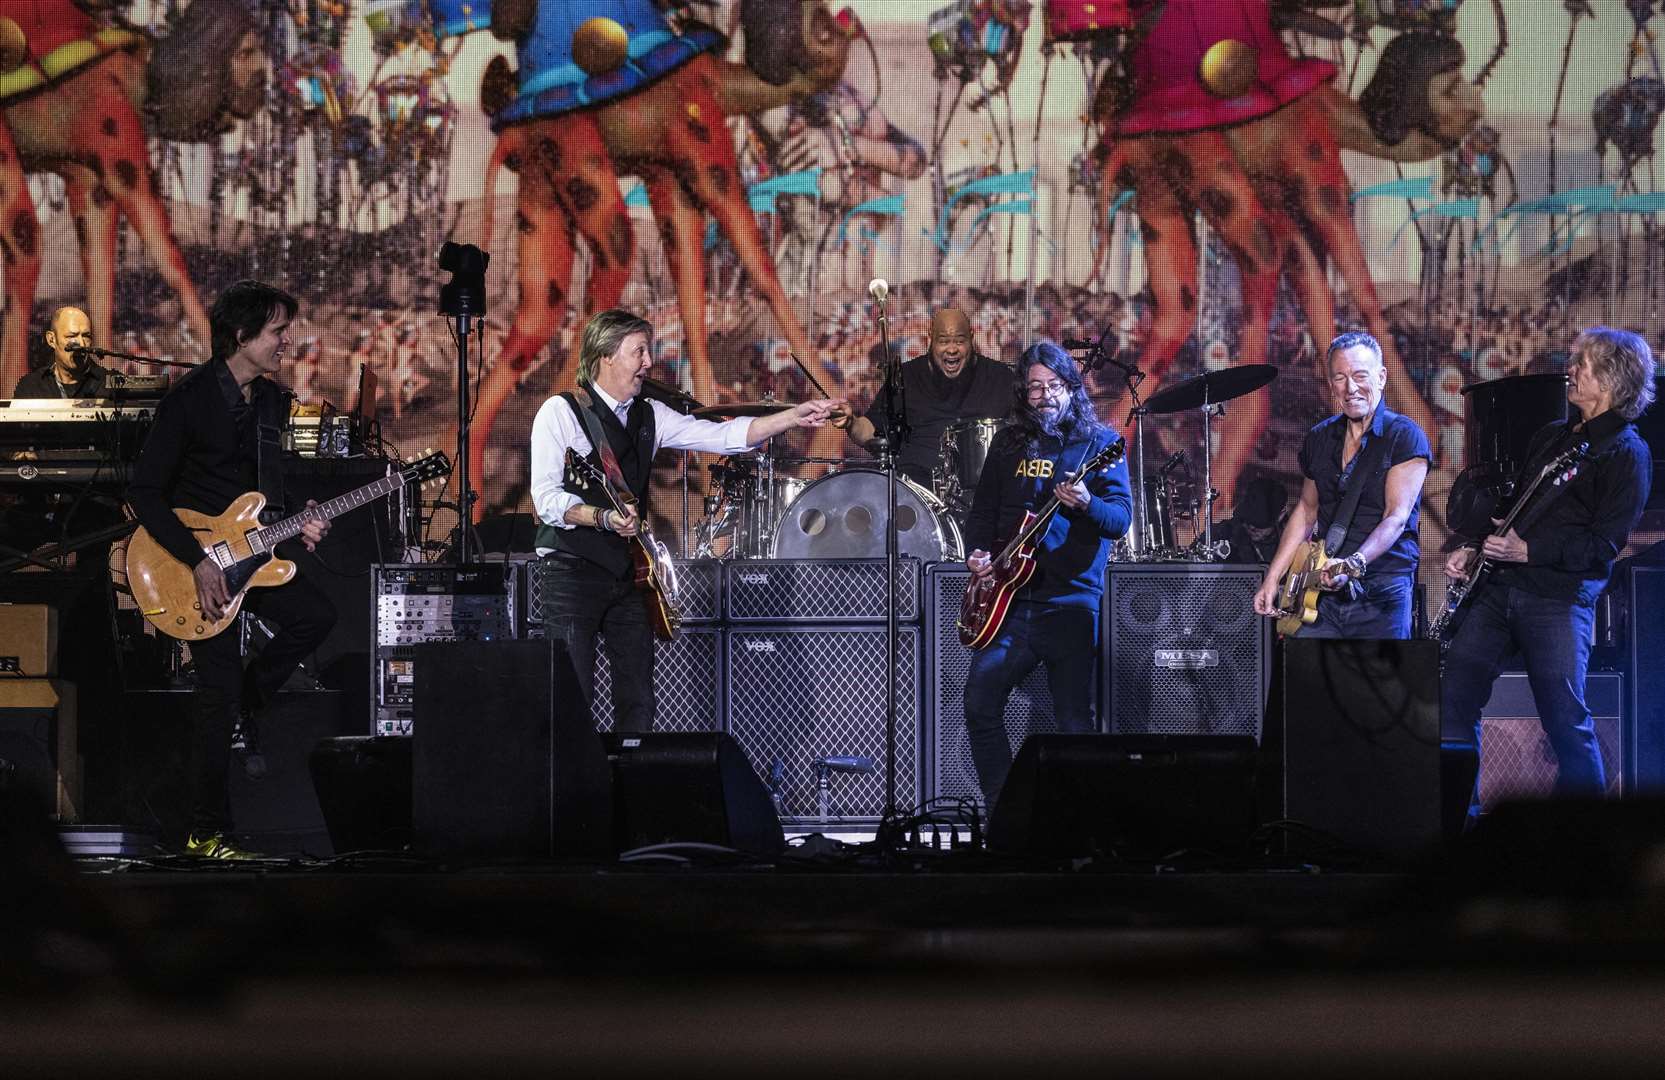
left=874, top=292, right=906, bottom=825
left=74, top=347, right=198, bottom=369
left=437, top=243, right=489, bottom=564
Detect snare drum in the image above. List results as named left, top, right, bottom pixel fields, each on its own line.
left=935, top=418, right=1004, bottom=514
left=771, top=468, right=964, bottom=561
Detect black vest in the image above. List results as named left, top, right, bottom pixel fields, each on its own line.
left=537, top=389, right=657, bottom=577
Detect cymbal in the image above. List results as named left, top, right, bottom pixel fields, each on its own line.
left=692, top=400, right=793, bottom=418
left=1144, top=364, right=1279, bottom=415
left=639, top=376, right=703, bottom=414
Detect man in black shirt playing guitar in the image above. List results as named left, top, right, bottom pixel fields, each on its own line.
left=128, top=281, right=333, bottom=859
left=1442, top=327, right=1654, bottom=822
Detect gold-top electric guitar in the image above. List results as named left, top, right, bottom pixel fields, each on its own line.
left=1273, top=538, right=1338, bottom=637
left=563, top=447, right=682, bottom=641
left=127, top=452, right=450, bottom=640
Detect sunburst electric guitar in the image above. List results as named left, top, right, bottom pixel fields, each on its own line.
left=1426, top=441, right=1589, bottom=645
left=127, top=452, right=450, bottom=640
left=958, top=437, right=1126, bottom=650
left=563, top=448, right=682, bottom=641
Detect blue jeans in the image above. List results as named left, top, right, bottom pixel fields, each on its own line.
left=1294, top=571, right=1414, bottom=640
left=1440, top=582, right=1604, bottom=820
left=963, top=598, right=1098, bottom=807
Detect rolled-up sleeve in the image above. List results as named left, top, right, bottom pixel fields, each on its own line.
left=529, top=396, right=588, bottom=531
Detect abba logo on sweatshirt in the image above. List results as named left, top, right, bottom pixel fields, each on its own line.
left=1014, top=458, right=1055, bottom=479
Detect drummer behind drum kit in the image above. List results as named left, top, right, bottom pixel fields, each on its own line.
left=670, top=361, right=1279, bottom=567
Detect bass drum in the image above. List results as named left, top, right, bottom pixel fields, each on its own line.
left=771, top=468, right=964, bottom=561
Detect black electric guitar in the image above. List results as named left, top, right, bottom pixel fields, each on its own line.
left=1426, top=442, right=1589, bottom=645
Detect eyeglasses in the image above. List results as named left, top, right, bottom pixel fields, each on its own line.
left=1026, top=380, right=1067, bottom=398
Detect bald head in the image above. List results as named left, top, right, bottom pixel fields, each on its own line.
left=928, top=307, right=973, bottom=379
left=45, top=307, right=93, bottom=375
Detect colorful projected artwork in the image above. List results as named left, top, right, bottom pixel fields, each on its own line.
left=4, top=0, right=1663, bottom=582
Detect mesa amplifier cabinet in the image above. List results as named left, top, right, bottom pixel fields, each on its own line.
left=523, top=557, right=722, bottom=635
left=589, top=627, right=723, bottom=734
left=724, top=624, right=920, bottom=823
left=1477, top=671, right=1624, bottom=811
left=725, top=558, right=920, bottom=623
left=371, top=562, right=517, bottom=735
left=926, top=564, right=1071, bottom=808
left=1105, top=564, right=1270, bottom=739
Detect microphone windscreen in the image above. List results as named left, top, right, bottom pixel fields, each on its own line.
left=867, top=278, right=889, bottom=303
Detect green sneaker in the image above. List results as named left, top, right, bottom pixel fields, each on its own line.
left=184, top=833, right=262, bottom=860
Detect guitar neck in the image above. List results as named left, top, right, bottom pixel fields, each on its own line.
left=253, top=472, right=406, bottom=548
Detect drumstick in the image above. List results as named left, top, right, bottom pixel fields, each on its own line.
left=787, top=352, right=833, bottom=400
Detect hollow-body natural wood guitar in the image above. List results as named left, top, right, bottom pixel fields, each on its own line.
left=564, top=448, right=682, bottom=641
left=127, top=452, right=450, bottom=640
left=958, top=437, right=1126, bottom=650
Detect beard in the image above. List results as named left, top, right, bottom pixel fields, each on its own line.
left=1031, top=402, right=1065, bottom=437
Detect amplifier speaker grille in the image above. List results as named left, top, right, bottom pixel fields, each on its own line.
left=725, top=559, right=920, bottom=622
left=724, top=625, right=919, bottom=822
left=926, top=566, right=1064, bottom=809
left=523, top=558, right=721, bottom=629
left=1105, top=565, right=1269, bottom=739
left=591, top=627, right=723, bottom=734
left=1478, top=671, right=1624, bottom=809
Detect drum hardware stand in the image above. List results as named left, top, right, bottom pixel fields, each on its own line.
left=1067, top=331, right=1150, bottom=557
left=869, top=277, right=906, bottom=823
left=1194, top=400, right=1229, bottom=562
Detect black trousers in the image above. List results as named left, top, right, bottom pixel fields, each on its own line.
left=187, top=569, right=336, bottom=836
left=538, top=554, right=656, bottom=732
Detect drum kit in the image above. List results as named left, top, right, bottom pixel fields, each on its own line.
left=657, top=361, right=1279, bottom=565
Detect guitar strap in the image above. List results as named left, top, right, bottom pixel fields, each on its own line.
left=565, top=387, right=639, bottom=509
left=1322, top=410, right=1395, bottom=556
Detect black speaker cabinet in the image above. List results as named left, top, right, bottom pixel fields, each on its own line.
left=987, top=734, right=1260, bottom=859
left=590, top=627, right=723, bottom=733
left=227, top=690, right=344, bottom=856
left=926, top=565, right=1069, bottom=809
left=1276, top=639, right=1443, bottom=862
left=412, top=640, right=612, bottom=858
left=309, top=735, right=412, bottom=854
left=1632, top=566, right=1665, bottom=790
left=1105, top=565, right=1270, bottom=739
left=603, top=732, right=784, bottom=854
left=724, top=624, right=920, bottom=823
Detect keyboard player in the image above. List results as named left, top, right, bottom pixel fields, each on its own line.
left=12, top=307, right=110, bottom=399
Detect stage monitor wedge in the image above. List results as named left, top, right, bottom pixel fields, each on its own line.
left=603, top=732, right=785, bottom=855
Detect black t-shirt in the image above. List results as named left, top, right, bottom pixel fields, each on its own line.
left=861, top=352, right=1013, bottom=483
left=1297, top=404, right=1431, bottom=576
left=12, top=360, right=110, bottom=399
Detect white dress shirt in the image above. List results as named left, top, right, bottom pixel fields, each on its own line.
left=530, top=384, right=755, bottom=547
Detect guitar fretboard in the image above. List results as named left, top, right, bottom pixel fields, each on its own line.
left=252, top=472, right=406, bottom=550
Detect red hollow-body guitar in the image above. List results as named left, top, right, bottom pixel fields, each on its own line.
left=958, top=437, right=1126, bottom=650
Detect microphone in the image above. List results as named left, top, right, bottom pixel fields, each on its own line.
left=867, top=278, right=889, bottom=304
left=814, top=755, right=876, bottom=773
left=1160, top=449, right=1187, bottom=475
left=1060, top=337, right=1096, bottom=351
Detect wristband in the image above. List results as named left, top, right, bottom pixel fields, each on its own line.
left=597, top=508, right=611, bottom=531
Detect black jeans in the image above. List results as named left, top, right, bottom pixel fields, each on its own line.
left=1441, top=582, right=1604, bottom=823
left=538, top=555, right=656, bottom=732
left=188, top=570, right=336, bottom=837
left=963, top=598, right=1099, bottom=808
